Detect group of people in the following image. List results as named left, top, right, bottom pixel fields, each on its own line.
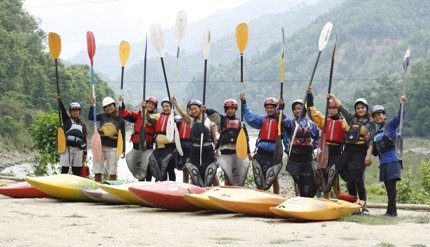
left=57, top=83, right=405, bottom=217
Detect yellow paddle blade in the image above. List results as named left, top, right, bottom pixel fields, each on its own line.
left=236, top=23, right=248, bottom=54
left=48, top=32, right=61, bottom=59
left=117, top=131, right=124, bottom=157
left=236, top=128, right=248, bottom=160
left=119, top=41, right=130, bottom=67
left=57, top=127, right=66, bottom=154
left=279, top=56, right=285, bottom=83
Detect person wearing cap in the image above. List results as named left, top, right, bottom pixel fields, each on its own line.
left=89, top=96, right=125, bottom=182
left=306, top=85, right=346, bottom=198
left=330, top=94, right=376, bottom=213
left=172, top=97, right=219, bottom=187
left=205, top=99, right=250, bottom=186
left=284, top=98, right=320, bottom=197
left=56, top=94, right=87, bottom=176
left=148, top=97, right=177, bottom=181
left=239, top=93, right=288, bottom=194
left=371, top=96, right=406, bottom=217
left=119, top=95, right=158, bottom=181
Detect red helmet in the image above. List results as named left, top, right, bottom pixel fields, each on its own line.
left=264, top=97, right=278, bottom=107
left=328, top=99, right=337, bottom=109
left=146, top=96, right=158, bottom=107
left=224, top=99, right=238, bottom=109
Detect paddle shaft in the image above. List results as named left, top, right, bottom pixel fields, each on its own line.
left=91, top=65, right=97, bottom=122
left=203, top=59, right=208, bottom=105
left=54, top=59, right=63, bottom=126
left=301, top=51, right=322, bottom=119
left=398, top=72, right=407, bottom=134
left=160, top=57, right=171, bottom=100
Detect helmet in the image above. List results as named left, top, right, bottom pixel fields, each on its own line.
left=145, top=96, right=158, bottom=107
left=187, top=99, right=203, bottom=108
left=102, top=97, right=115, bottom=107
left=69, top=102, right=81, bottom=111
left=224, top=99, right=238, bottom=109
left=264, top=97, right=278, bottom=107
left=372, top=105, right=385, bottom=115
left=328, top=99, right=337, bottom=109
left=291, top=99, right=304, bottom=110
left=160, top=97, right=172, bottom=107
left=354, top=98, right=368, bottom=109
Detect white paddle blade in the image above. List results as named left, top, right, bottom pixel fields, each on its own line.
left=281, top=27, right=286, bottom=57
left=403, top=48, right=410, bottom=71
left=150, top=23, right=165, bottom=56
left=202, top=28, right=212, bottom=59
left=318, top=22, right=333, bottom=51
left=175, top=11, right=187, bottom=42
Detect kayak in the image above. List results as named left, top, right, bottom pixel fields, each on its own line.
left=128, top=181, right=207, bottom=211
left=99, top=181, right=154, bottom=206
left=270, top=197, right=361, bottom=221
left=26, top=174, right=99, bottom=201
left=183, top=186, right=243, bottom=212
left=0, top=181, right=49, bottom=198
left=207, top=187, right=287, bottom=217
left=82, top=188, right=126, bottom=204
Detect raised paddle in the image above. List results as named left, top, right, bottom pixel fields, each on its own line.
left=300, top=22, right=333, bottom=119
left=117, top=41, right=130, bottom=158
left=395, top=48, right=410, bottom=160
left=235, top=23, right=249, bottom=160
left=48, top=32, right=66, bottom=154
left=138, top=34, right=148, bottom=151
left=150, top=23, right=171, bottom=100
left=86, top=31, right=102, bottom=162
left=273, top=28, right=286, bottom=166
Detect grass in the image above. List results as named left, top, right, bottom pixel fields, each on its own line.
left=211, top=237, right=243, bottom=245
left=269, top=238, right=289, bottom=244
left=339, top=236, right=360, bottom=241
left=340, top=214, right=398, bottom=225
left=65, top=213, right=86, bottom=218
left=377, top=242, right=396, bottom=247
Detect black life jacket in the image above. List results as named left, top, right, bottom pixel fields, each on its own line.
left=345, top=118, right=368, bottom=146
left=218, top=116, right=240, bottom=145
left=190, top=118, right=212, bottom=144
left=65, top=119, right=86, bottom=148
left=373, top=127, right=394, bottom=154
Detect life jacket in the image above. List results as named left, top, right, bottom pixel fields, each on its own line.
left=259, top=116, right=278, bottom=142
left=344, top=118, right=368, bottom=145
left=325, top=118, right=345, bottom=144
left=155, top=113, right=170, bottom=134
left=190, top=118, right=212, bottom=144
left=292, top=121, right=312, bottom=148
left=65, top=119, right=86, bottom=148
left=179, top=121, right=191, bottom=140
left=373, top=127, right=394, bottom=154
left=218, top=117, right=240, bottom=145
left=130, top=114, right=156, bottom=145
left=98, top=114, right=120, bottom=139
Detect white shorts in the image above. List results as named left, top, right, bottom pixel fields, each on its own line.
left=60, top=146, right=83, bottom=167
left=93, top=146, right=118, bottom=175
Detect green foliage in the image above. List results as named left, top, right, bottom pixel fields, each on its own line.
left=29, top=112, right=59, bottom=176
left=397, top=169, right=426, bottom=204
left=419, top=161, right=430, bottom=193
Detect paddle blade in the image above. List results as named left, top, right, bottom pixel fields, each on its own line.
left=403, top=49, right=410, bottom=72
left=138, top=112, right=147, bottom=151
left=316, top=136, right=329, bottom=169
left=175, top=10, right=187, bottom=42
left=48, top=32, right=61, bottom=59
left=86, top=31, right=96, bottom=65
left=117, top=130, right=124, bottom=158
left=202, top=28, right=212, bottom=59
left=273, top=136, right=284, bottom=165
left=318, top=22, right=333, bottom=51
left=166, top=114, right=175, bottom=142
left=57, top=127, right=66, bottom=154
left=236, top=23, right=248, bottom=54
left=91, top=126, right=103, bottom=161
left=236, top=128, right=248, bottom=160
left=395, top=135, right=403, bottom=160
left=150, top=23, right=165, bottom=56
left=119, top=41, right=131, bottom=67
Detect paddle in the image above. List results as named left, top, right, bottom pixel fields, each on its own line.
left=235, top=22, right=249, bottom=160
left=150, top=23, right=170, bottom=100
left=48, top=32, right=66, bottom=154
left=395, top=48, right=410, bottom=160
left=300, top=22, right=333, bottom=119
left=138, top=34, right=148, bottom=151
left=86, top=31, right=102, bottom=161
left=117, top=41, right=130, bottom=158
left=273, top=28, right=286, bottom=166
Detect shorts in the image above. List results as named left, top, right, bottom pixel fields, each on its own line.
left=60, top=146, right=83, bottom=167
left=94, top=146, right=118, bottom=175
left=379, top=161, right=402, bottom=181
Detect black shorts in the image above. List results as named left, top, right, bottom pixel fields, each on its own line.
left=380, top=161, right=402, bottom=181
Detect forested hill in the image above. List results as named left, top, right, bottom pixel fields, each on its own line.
left=0, top=0, right=113, bottom=150
left=182, top=0, right=429, bottom=137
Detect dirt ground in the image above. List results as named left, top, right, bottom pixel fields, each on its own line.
left=0, top=196, right=429, bottom=246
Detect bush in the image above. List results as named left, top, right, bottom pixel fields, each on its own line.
left=419, top=161, right=430, bottom=194
left=397, top=169, right=426, bottom=204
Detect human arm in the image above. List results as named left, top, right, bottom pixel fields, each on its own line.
left=240, top=93, right=265, bottom=129
left=171, top=96, right=190, bottom=124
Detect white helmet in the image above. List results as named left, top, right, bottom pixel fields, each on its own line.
left=354, top=98, right=368, bottom=108
left=69, top=102, right=81, bottom=111
left=102, top=97, right=116, bottom=107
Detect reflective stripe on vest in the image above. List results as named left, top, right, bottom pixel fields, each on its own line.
left=179, top=121, right=191, bottom=140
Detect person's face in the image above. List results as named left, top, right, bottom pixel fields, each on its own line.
left=70, top=109, right=80, bottom=118
left=225, top=107, right=236, bottom=117
left=103, top=103, right=115, bottom=114
left=265, top=105, right=276, bottom=116
left=372, top=112, right=385, bottom=124
left=355, top=103, right=367, bottom=117
left=328, top=108, right=339, bottom=117
left=146, top=102, right=156, bottom=112
left=292, top=104, right=303, bottom=117
left=188, top=105, right=201, bottom=118
left=161, top=102, right=171, bottom=114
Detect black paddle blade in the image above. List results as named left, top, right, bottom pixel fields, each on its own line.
left=273, top=135, right=284, bottom=165
left=138, top=127, right=146, bottom=152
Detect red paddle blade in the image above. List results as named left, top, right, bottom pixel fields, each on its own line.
left=86, top=31, right=96, bottom=65
left=337, top=193, right=358, bottom=203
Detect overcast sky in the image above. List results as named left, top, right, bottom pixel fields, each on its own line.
left=24, top=0, right=249, bottom=58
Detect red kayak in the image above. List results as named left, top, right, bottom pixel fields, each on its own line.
left=0, top=182, right=49, bottom=198
left=129, top=181, right=207, bottom=211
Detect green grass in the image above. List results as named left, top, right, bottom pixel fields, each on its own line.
left=340, top=214, right=398, bottom=225
left=65, top=213, right=86, bottom=218
left=339, top=236, right=360, bottom=241
left=269, top=238, right=289, bottom=244
left=377, top=242, right=396, bottom=247
left=211, top=237, right=243, bottom=245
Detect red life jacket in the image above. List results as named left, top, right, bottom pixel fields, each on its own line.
left=130, top=114, right=156, bottom=145
left=155, top=113, right=170, bottom=134
left=292, top=122, right=312, bottom=148
left=325, top=118, right=345, bottom=144
left=179, top=121, right=191, bottom=140
left=259, top=117, right=278, bottom=142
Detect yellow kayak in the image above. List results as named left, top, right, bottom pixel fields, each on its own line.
left=99, top=182, right=153, bottom=206
left=208, top=187, right=287, bottom=217
left=26, top=174, right=99, bottom=201
left=270, top=197, right=361, bottom=221
left=183, top=186, right=243, bottom=212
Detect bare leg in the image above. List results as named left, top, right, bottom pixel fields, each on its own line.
left=109, top=174, right=117, bottom=180
left=273, top=177, right=280, bottom=194
left=182, top=169, right=189, bottom=183
left=95, top=173, right=102, bottom=182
